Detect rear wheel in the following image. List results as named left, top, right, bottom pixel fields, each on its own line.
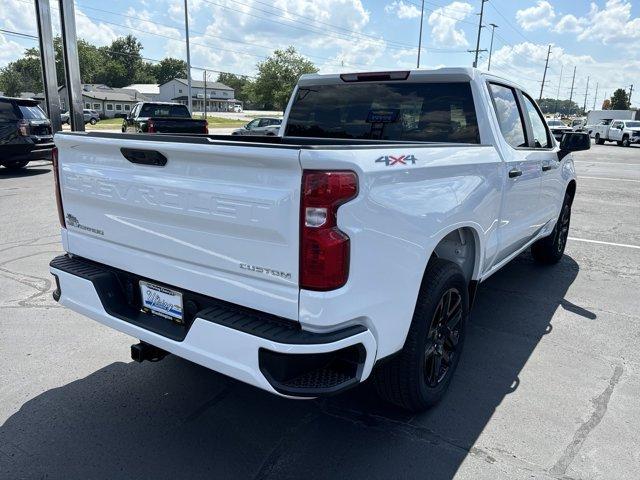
left=89, top=118, right=97, bottom=125
left=1, top=160, right=29, bottom=171
left=595, top=133, right=605, bottom=145
left=374, top=259, right=468, bottom=412
left=531, top=193, right=571, bottom=265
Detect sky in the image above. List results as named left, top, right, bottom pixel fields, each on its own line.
left=1, top=0, right=638, bottom=107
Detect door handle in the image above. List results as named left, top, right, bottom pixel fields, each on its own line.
left=508, top=168, right=523, bottom=178
left=120, top=148, right=167, bottom=166
left=542, top=164, right=553, bottom=171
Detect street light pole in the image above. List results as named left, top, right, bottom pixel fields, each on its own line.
left=416, top=0, right=425, bottom=68
left=487, top=23, right=498, bottom=71
left=184, top=0, right=193, bottom=115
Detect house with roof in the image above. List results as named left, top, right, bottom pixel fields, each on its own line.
left=158, top=78, right=238, bottom=112
left=58, top=84, right=149, bottom=118
left=124, top=84, right=161, bottom=101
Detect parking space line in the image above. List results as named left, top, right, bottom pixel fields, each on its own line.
left=579, top=176, right=640, bottom=183
left=568, top=237, right=640, bottom=250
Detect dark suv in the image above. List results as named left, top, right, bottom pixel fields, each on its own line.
left=0, top=97, right=54, bottom=171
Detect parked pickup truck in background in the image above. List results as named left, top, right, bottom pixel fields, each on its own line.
left=121, top=102, right=208, bottom=134
left=0, top=96, right=53, bottom=170
left=50, top=68, right=590, bottom=412
left=603, top=119, right=640, bottom=147
left=589, top=118, right=640, bottom=146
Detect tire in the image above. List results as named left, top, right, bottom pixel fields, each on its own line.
left=374, top=259, right=469, bottom=412
left=595, top=133, right=605, bottom=145
left=531, top=192, right=572, bottom=265
left=1, top=160, right=29, bottom=171
left=622, top=136, right=631, bottom=147
left=89, top=118, right=97, bottom=125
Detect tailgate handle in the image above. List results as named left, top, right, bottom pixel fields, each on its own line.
left=121, top=148, right=167, bottom=166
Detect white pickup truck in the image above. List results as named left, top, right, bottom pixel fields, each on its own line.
left=592, top=119, right=640, bottom=146
left=49, top=68, right=590, bottom=411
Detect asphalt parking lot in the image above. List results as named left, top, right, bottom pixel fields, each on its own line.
left=0, top=142, right=638, bottom=480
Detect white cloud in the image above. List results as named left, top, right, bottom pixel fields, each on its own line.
left=553, top=14, right=586, bottom=34
left=0, top=33, right=26, bottom=65
left=75, top=10, right=119, bottom=46
left=577, top=0, right=640, bottom=44
left=516, top=1, right=556, bottom=31
left=427, top=1, right=473, bottom=47
left=384, top=1, right=421, bottom=19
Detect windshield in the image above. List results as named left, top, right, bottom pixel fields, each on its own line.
left=18, top=104, right=47, bottom=120
left=547, top=120, right=564, bottom=126
left=139, top=104, right=191, bottom=118
left=625, top=121, right=640, bottom=128
left=285, top=82, right=479, bottom=143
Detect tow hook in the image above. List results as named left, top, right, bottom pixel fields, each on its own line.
left=131, top=341, right=168, bottom=363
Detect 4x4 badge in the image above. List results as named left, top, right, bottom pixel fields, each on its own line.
left=375, top=154, right=417, bottom=166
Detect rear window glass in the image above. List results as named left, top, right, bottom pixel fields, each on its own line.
left=139, top=104, right=191, bottom=118
left=626, top=121, right=640, bottom=128
left=285, top=82, right=480, bottom=143
left=0, top=102, right=17, bottom=121
left=18, top=104, right=47, bottom=120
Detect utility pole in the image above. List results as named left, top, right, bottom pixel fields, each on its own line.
left=472, top=0, right=488, bottom=68
left=487, top=23, right=498, bottom=71
left=568, top=66, right=576, bottom=115
left=554, top=64, right=563, bottom=115
left=592, top=82, right=598, bottom=111
left=416, top=0, right=425, bottom=68
left=184, top=0, right=193, bottom=115
left=203, top=70, right=207, bottom=119
left=539, top=44, right=551, bottom=101
left=629, top=84, right=634, bottom=107
left=583, top=76, right=590, bottom=113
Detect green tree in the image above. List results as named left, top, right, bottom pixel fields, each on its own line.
left=610, top=89, right=630, bottom=110
left=537, top=98, right=580, bottom=115
left=49, top=38, right=104, bottom=86
left=0, top=49, right=43, bottom=96
left=99, top=35, right=144, bottom=87
left=216, top=72, right=251, bottom=102
left=246, top=46, right=318, bottom=110
left=153, top=58, right=187, bottom=85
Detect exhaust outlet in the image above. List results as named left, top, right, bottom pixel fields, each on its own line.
left=131, top=342, right=168, bottom=363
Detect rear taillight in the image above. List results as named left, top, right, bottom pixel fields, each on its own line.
left=147, top=120, right=156, bottom=133
left=204, top=120, right=209, bottom=134
left=17, top=120, right=29, bottom=136
left=300, top=170, right=358, bottom=291
left=52, top=147, right=66, bottom=228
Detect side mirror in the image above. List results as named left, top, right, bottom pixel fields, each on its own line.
left=558, top=132, right=590, bottom=160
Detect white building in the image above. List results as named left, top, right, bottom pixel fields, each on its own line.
left=124, top=84, right=161, bottom=102
left=158, top=78, right=238, bottom=112
left=59, top=84, right=149, bottom=118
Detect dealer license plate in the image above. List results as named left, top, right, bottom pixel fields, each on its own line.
left=140, top=281, right=183, bottom=322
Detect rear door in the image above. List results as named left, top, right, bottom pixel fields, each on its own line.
left=487, top=83, right=543, bottom=263
left=55, top=134, right=302, bottom=320
left=609, top=121, right=623, bottom=141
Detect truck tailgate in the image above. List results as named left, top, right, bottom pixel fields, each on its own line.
left=54, top=134, right=301, bottom=320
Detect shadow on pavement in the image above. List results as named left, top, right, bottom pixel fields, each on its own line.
left=0, top=166, right=51, bottom=179
left=0, top=253, right=591, bottom=480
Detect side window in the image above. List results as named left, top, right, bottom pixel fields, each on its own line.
left=489, top=83, right=526, bottom=148
left=247, top=119, right=259, bottom=129
left=0, top=102, right=17, bottom=121
left=522, top=94, right=551, bottom=148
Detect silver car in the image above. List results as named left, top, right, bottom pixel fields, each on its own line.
left=60, top=109, right=100, bottom=125
left=232, top=117, right=282, bottom=136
